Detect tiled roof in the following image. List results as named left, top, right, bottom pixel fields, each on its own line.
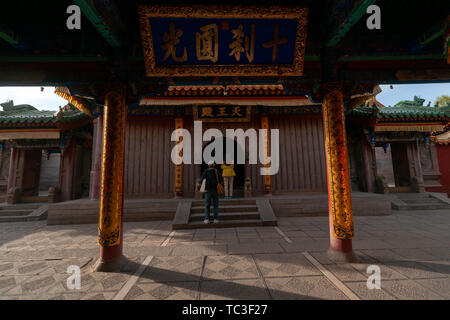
left=352, top=98, right=450, bottom=121
left=377, top=105, right=449, bottom=119
left=163, top=84, right=286, bottom=96
left=0, top=101, right=88, bottom=125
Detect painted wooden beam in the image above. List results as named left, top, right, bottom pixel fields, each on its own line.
left=412, top=19, right=448, bottom=52
left=73, top=0, right=123, bottom=47
left=327, top=0, right=377, bottom=47
left=0, top=55, right=108, bottom=62
left=0, top=22, right=18, bottom=44
left=0, top=21, right=30, bottom=51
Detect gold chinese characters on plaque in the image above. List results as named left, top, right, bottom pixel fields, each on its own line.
left=138, top=5, right=308, bottom=77
left=193, top=105, right=251, bottom=123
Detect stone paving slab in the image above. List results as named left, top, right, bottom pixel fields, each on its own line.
left=413, top=278, right=450, bottom=299
left=202, top=255, right=259, bottom=280
left=349, top=263, right=408, bottom=280
left=344, top=281, right=397, bottom=300
left=140, top=256, right=204, bottom=283
left=253, top=253, right=321, bottom=278
left=264, top=276, right=348, bottom=300
left=385, top=261, right=448, bottom=279
left=125, top=281, right=199, bottom=300
left=280, top=240, right=330, bottom=252
left=170, top=245, right=227, bottom=256
left=124, top=246, right=173, bottom=257
left=389, top=248, right=444, bottom=261
left=324, top=264, right=367, bottom=282
left=380, top=279, right=445, bottom=300
left=416, top=260, right=450, bottom=275
left=227, top=243, right=284, bottom=255
left=358, top=249, right=411, bottom=262
left=200, top=279, right=270, bottom=300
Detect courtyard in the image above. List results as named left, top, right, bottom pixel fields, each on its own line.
left=1, top=208, right=448, bottom=300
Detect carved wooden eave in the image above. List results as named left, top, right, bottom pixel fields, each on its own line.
left=374, top=122, right=446, bottom=132
left=0, top=128, right=60, bottom=140
left=139, top=96, right=314, bottom=106
left=431, top=130, right=450, bottom=144
left=346, top=85, right=382, bottom=112
left=54, top=87, right=93, bottom=117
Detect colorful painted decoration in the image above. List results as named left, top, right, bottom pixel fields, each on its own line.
left=322, top=82, right=354, bottom=240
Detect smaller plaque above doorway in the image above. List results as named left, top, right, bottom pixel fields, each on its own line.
left=193, top=105, right=251, bottom=123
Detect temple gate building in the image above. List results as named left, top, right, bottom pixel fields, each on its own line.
left=0, top=0, right=449, bottom=270
left=0, top=101, right=92, bottom=204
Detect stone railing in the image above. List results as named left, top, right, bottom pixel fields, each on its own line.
left=194, top=178, right=202, bottom=199
left=411, top=176, right=425, bottom=193
left=244, top=177, right=252, bottom=198
left=7, top=187, right=21, bottom=204
left=375, top=175, right=389, bottom=194
left=48, top=186, right=61, bottom=203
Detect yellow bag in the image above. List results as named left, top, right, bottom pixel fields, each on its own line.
left=215, top=169, right=224, bottom=195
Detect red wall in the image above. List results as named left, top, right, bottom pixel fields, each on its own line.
left=429, top=144, right=450, bottom=196
left=59, top=141, right=75, bottom=202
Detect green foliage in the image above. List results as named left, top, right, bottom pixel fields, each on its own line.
left=434, top=95, right=450, bottom=107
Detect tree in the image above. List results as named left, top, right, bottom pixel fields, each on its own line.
left=434, top=95, right=450, bottom=107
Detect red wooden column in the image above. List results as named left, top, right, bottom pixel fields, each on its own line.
left=261, top=114, right=272, bottom=195
left=6, top=147, right=16, bottom=192
left=89, top=115, right=103, bottom=200
left=322, top=82, right=354, bottom=253
left=174, top=117, right=184, bottom=198
left=96, top=85, right=127, bottom=271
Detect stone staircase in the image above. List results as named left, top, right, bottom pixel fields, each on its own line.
left=390, top=193, right=450, bottom=211
left=172, top=198, right=277, bottom=229
left=0, top=203, right=48, bottom=223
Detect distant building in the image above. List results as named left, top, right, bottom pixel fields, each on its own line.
left=0, top=101, right=92, bottom=203
left=1, top=93, right=448, bottom=204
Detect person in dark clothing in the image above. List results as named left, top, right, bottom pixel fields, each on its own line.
left=200, top=161, right=223, bottom=224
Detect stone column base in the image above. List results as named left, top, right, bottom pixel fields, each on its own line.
left=92, top=256, right=128, bottom=273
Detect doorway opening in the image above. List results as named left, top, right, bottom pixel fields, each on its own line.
left=201, top=137, right=245, bottom=192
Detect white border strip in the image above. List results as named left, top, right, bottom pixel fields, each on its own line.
left=113, top=255, right=154, bottom=300
left=302, top=251, right=360, bottom=300
left=274, top=227, right=292, bottom=243
left=161, top=231, right=176, bottom=247
left=113, top=230, right=177, bottom=300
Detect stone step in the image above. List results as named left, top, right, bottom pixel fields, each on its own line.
left=189, top=211, right=260, bottom=222
left=191, top=199, right=256, bottom=207
left=402, top=198, right=443, bottom=204
left=0, top=215, right=45, bottom=222
left=20, top=196, right=48, bottom=203
left=404, top=203, right=450, bottom=210
left=0, top=209, right=34, bottom=217
left=0, top=205, right=48, bottom=223
left=395, top=194, right=432, bottom=200
left=0, top=204, right=42, bottom=210
left=191, top=204, right=258, bottom=214
left=182, top=219, right=264, bottom=229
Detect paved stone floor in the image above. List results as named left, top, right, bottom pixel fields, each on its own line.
left=0, top=209, right=449, bottom=300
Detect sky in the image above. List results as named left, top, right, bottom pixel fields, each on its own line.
left=0, top=87, right=67, bottom=111
left=377, top=83, right=450, bottom=107
left=0, top=83, right=449, bottom=111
